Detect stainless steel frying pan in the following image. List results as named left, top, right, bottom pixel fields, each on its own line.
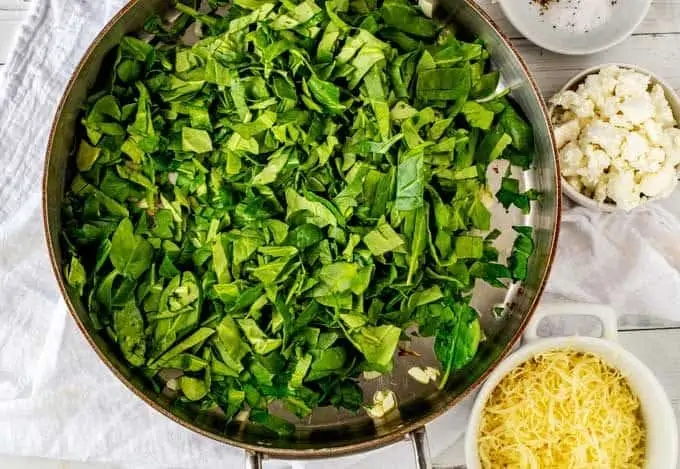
left=42, top=0, right=560, bottom=467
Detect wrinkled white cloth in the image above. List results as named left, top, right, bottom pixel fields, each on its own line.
left=546, top=194, right=680, bottom=325
left=0, top=1, right=678, bottom=469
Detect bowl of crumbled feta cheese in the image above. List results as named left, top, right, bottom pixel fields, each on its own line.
left=550, top=64, right=680, bottom=211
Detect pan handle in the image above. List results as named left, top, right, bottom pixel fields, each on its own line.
left=245, top=450, right=264, bottom=469
left=410, top=427, right=433, bottom=469
left=243, top=427, right=434, bottom=469
left=522, top=302, right=618, bottom=343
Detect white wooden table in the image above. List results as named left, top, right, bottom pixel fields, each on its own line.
left=0, top=0, right=679, bottom=468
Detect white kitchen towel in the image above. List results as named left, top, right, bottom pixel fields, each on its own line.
left=546, top=194, right=680, bottom=324
left=0, top=1, right=679, bottom=469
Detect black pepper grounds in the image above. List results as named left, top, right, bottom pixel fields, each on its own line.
left=532, top=0, right=619, bottom=31
left=532, top=0, right=559, bottom=9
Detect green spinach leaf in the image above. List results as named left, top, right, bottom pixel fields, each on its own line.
left=434, top=301, right=481, bottom=389
left=110, top=218, right=153, bottom=279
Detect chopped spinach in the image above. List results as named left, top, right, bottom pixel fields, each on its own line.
left=434, top=300, right=481, bottom=389
left=61, top=0, right=538, bottom=432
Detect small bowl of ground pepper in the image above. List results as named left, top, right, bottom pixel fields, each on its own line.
left=496, top=0, right=651, bottom=55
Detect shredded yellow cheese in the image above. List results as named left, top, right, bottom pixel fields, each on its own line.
left=478, top=350, right=646, bottom=469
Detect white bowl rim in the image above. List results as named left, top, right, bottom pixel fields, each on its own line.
left=464, top=333, right=679, bottom=469
left=496, top=0, right=652, bottom=56
left=550, top=63, right=680, bottom=212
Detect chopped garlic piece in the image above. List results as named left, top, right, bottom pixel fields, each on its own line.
left=235, top=410, right=251, bottom=422
left=166, top=378, right=179, bottom=391
left=408, top=366, right=441, bottom=384
left=365, top=390, right=397, bottom=419
left=418, top=0, right=433, bottom=17
left=362, top=370, right=383, bottom=380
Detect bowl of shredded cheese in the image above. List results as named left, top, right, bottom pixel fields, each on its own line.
left=465, top=303, right=678, bottom=469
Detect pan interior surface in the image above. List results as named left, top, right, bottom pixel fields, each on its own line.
left=43, top=0, right=559, bottom=457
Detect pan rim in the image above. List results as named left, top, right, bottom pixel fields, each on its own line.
left=41, top=0, right=561, bottom=459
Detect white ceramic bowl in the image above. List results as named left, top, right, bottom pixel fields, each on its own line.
left=465, top=303, right=678, bottom=469
left=551, top=64, right=680, bottom=212
left=497, top=0, right=651, bottom=55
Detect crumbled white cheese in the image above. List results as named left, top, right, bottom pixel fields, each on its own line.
left=580, top=120, right=625, bottom=156
left=566, top=176, right=583, bottom=193
left=594, top=178, right=608, bottom=203
left=551, top=65, right=680, bottom=210
left=560, top=142, right=584, bottom=177
left=620, top=132, right=651, bottom=169
left=619, top=95, right=655, bottom=125
left=651, top=84, right=675, bottom=126
left=615, top=69, right=650, bottom=98
left=554, top=120, right=581, bottom=150
left=607, top=169, right=640, bottom=211
left=640, top=163, right=677, bottom=198
left=551, top=90, right=595, bottom=119
left=664, top=128, right=680, bottom=166
left=642, top=119, right=664, bottom=145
